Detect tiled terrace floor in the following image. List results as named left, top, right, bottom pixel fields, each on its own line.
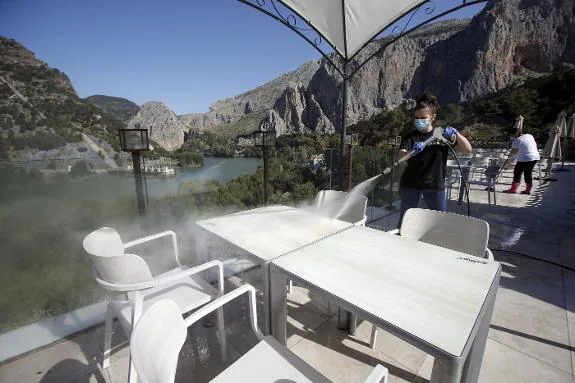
left=1, top=164, right=574, bottom=383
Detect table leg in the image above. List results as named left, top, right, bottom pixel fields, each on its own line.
left=262, top=261, right=271, bottom=335
left=430, top=356, right=462, bottom=383
left=337, top=308, right=350, bottom=331
left=270, top=266, right=288, bottom=345
left=349, top=313, right=357, bottom=335
left=458, top=167, right=470, bottom=205
left=460, top=273, right=500, bottom=383
left=337, top=309, right=357, bottom=335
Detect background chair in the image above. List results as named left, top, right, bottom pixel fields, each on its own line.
left=131, top=285, right=389, bottom=383
left=445, top=160, right=461, bottom=202
left=537, top=158, right=548, bottom=184
left=466, top=165, right=500, bottom=205
left=83, top=227, right=227, bottom=383
left=372, top=208, right=494, bottom=348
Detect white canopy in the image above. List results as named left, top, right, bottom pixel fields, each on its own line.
left=282, top=0, right=426, bottom=60
left=513, top=115, right=524, bottom=132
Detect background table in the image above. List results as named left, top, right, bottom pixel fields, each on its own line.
left=195, top=205, right=353, bottom=333
left=270, top=225, right=501, bottom=383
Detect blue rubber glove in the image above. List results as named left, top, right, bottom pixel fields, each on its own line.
left=443, top=126, right=458, bottom=140
left=411, top=141, right=425, bottom=153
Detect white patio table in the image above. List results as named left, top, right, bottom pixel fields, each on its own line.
left=270, top=225, right=501, bottom=383
left=195, top=204, right=354, bottom=334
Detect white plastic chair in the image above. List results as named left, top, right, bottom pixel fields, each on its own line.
left=313, top=190, right=368, bottom=225
left=537, top=159, right=548, bottom=184
left=83, top=227, right=227, bottom=383
left=466, top=165, right=500, bottom=205
left=373, top=208, right=494, bottom=348
left=445, top=160, right=461, bottom=202
left=131, top=284, right=389, bottom=383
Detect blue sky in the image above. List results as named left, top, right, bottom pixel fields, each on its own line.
left=0, top=0, right=486, bottom=115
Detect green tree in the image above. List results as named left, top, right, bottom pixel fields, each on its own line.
left=501, top=88, right=539, bottom=121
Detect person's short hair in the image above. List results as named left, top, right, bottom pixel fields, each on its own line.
left=415, top=92, right=438, bottom=115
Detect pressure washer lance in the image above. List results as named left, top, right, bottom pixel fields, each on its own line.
left=381, top=127, right=447, bottom=176
left=341, top=127, right=450, bottom=203
left=326, top=128, right=455, bottom=220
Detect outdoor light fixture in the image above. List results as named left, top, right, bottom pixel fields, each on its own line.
left=118, top=128, right=150, bottom=152
left=253, top=130, right=276, bottom=148
left=252, top=123, right=276, bottom=204
left=119, top=127, right=149, bottom=216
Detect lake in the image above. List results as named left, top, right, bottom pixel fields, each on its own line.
left=94, top=157, right=261, bottom=198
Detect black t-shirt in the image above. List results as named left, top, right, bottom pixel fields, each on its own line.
left=399, top=129, right=455, bottom=191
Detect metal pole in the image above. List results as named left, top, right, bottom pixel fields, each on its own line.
left=263, top=137, right=269, bottom=205
left=131, top=151, right=146, bottom=216
left=347, top=144, right=353, bottom=191
left=389, top=144, right=396, bottom=208
left=329, top=148, right=333, bottom=190
left=558, top=137, right=570, bottom=172
left=339, top=70, right=347, bottom=191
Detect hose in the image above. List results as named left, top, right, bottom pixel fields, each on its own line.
left=447, top=145, right=471, bottom=217
left=492, top=249, right=575, bottom=273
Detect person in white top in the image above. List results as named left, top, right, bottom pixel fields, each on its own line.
left=503, top=128, right=540, bottom=194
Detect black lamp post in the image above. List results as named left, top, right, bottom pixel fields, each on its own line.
left=253, top=123, right=276, bottom=204
left=119, top=128, right=149, bottom=216
left=345, top=132, right=359, bottom=191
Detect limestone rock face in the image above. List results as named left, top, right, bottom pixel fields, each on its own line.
left=131, top=0, right=575, bottom=143
left=412, top=0, right=575, bottom=104
left=128, top=102, right=187, bottom=151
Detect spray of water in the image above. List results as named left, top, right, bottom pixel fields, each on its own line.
left=300, top=173, right=384, bottom=222
left=332, top=174, right=383, bottom=220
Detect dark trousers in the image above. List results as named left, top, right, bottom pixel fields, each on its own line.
left=398, top=187, right=446, bottom=229
left=513, top=160, right=538, bottom=183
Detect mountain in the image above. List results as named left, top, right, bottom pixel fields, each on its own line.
left=0, top=36, right=125, bottom=167
left=84, top=95, right=139, bottom=122
left=127, top=101, right=190, bottom=151
left=132, top=0, right=575, bottom=139
left=179, top=60, right=319, bottom=131
left=261, top=0, right=575, bottom=133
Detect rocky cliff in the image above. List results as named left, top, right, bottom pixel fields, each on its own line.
left=172, top=0, right=575, bottom=136
left=411, top=0, right=575, bottom=104
left=179, top=60, right=319, bottom=131
left=128, top=101, right=189, bottom=151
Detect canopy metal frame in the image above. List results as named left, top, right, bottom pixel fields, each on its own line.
left=238, top=0, right=489, bottom=190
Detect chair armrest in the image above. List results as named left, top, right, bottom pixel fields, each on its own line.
left=363, top=364, right=388, bottom=383
left=124, top=230, right=180, bottom=266
left=386, top=229, right=399, bottom=235
left=486, top=248, right=494, bottom=261
left=93, top=260, right=224, bottom=293
left=184, top=284, right=264, bottom=341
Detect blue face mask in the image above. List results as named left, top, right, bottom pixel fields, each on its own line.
left=414, top=118, right=431, bottom=132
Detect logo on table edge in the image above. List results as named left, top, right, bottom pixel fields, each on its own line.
left=457, top=256, right=488, bottom=265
